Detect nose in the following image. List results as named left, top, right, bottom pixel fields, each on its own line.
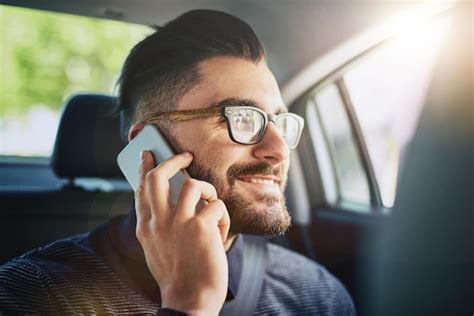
left=252, top=122, right=290, bottom=164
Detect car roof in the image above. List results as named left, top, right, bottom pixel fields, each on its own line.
left=0, top=0, right=452, bottom=90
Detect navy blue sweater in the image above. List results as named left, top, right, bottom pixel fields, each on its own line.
left=0, top=214, right=355, bottom=315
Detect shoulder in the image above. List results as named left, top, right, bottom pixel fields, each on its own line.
left=20, top=232, right=95, bottom=260
left=2, top=233, right=103, bottom=274
left=265, top=242, right=336, bottom=287
left=0, top=233, right=155, bottom=314
left=0, top=233, right=95, bottom=278
left=0, top=234, right=109, bottom=312
left=0, top=240, right=79, bottom=313
left=258, top=242, right=356, bottom=315
left=266, top=243, right=334, bottom=286
left=0, top=255, right=50, bottom=313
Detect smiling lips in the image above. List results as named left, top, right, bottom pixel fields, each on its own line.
left=236, top=175, right=281, bottom=186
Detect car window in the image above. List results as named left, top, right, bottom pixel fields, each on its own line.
left=302, top=14, right=450, bottom=212
left=0, top=5, right=150, bottom=158
left=343, top=16, right=449, bottom=207
left=312, top=83, right=371, bottom=210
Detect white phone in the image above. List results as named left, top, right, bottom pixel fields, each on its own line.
left=117, top=125, right=189, bottom=205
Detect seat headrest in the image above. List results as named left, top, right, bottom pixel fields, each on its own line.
left=51, top=94, right=125, bottom=179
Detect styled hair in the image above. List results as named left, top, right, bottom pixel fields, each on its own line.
left=116, top=9, right=265, bottom=141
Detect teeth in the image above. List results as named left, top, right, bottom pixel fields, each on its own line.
left=248, top=178, right=275, bottom=185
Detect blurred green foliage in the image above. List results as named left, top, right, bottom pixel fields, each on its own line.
left=0, top=5, right=151, bottom=116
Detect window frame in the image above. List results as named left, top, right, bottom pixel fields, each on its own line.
left=291, top=38, right=398, bottom=215
left=0, top=5, right=150, bottom=160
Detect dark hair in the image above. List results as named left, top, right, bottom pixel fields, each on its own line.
left=116, top=9, right=265, bottom=141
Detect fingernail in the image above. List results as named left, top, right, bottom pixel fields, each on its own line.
left=140, top=150, right=146, bottom=161
left=183, top=152, right=192, bottom=158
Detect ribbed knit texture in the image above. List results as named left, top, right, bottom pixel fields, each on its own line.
left=0, top=234, right=355, bottom=315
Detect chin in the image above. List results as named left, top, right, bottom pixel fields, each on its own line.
left=226, top=194, right=292, bottom=236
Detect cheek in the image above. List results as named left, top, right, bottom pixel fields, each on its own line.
left=174, top=121, right=248, bottom=176
left=195, top=144, right=250, bottom=191
left=174, top=120, right=226, bottom=151
left=198, top=143, right=247, bottom=176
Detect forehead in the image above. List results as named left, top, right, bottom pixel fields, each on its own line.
left=177, top=56, right=287, bottom=113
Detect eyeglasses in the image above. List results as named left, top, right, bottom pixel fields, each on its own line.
left=141, top=106, right=305, bottom=149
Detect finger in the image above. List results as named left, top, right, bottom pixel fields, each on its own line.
left=135, top=150, right=155, bottom=221
left=175, top=179, right=218, bottom=221
left=146, top=152, right=193, bottom=219
left=198, top=199, right=230, bottom=242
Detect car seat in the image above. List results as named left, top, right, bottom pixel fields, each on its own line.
left=0, top=94, right=133, bottom=264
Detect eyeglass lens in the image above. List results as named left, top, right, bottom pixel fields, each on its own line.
left=229, top=108, right=301, bottom=147
left=276, top=115, right=300, bottom=148
left=230, top=109, right=265, bottom=143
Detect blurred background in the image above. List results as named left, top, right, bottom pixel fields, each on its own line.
left=0, top=6, right=150, bottom=157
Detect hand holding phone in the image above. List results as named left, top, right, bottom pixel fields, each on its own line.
left=117, top=125, right=188, bottom=205
left=117, top=125, right=231, bottom=315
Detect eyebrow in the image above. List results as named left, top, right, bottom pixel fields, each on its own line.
left=209, top=98, right=288, bottom=114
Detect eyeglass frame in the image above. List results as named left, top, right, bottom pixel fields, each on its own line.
left=141, top=105, right=305, bottom=149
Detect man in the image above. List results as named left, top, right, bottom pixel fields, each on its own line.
left=0, top=10, right=355, bottom=315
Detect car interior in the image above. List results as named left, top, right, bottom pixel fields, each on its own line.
left=1, top=94, right=131, bottom=263
left=0, top=1, right=472, bottom=315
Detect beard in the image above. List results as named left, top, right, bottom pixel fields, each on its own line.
left=187, top=159, right=291, bottom=236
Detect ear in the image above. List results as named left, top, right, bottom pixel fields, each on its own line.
left=128, top=123, right=146, bottom=142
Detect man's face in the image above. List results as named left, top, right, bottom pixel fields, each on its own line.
left=170, top=56, right=291, bottom=236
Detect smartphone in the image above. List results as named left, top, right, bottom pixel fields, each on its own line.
left=117, top=124, right=189, bottom=205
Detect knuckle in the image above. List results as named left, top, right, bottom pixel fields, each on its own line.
left=193, top=217, right=208, bottom=231
left=149, top=217, right=162, bottom=230
left=135, top=223, right=148, bottom=242
left=182, top=178, right=198, bottom=191
left=146, top=168, right=161, bottom=184
left=207, top=182, right=218, bottom=195
left=213, top=199, right=226, bottom=209
left=145, top=170, right=154, bottom=183
left=183, top=178, right=197, bottom=187
left=134, top=185, right=143, bottom=198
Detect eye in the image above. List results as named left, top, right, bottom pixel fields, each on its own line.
left=211, top=116, right=227, bottom=129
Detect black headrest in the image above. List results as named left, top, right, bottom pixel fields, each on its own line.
left=51, top=94, right=125, bottom=178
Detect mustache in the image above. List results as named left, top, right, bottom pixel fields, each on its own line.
left=227, top=162, right=284, bottom=184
